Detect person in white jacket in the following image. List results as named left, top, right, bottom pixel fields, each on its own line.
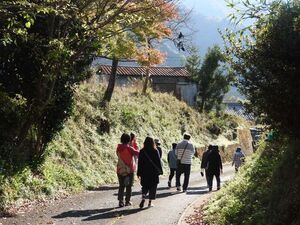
left=175, top=133, right=195, bottom=192
left=232, top=147, right=245, bottom=172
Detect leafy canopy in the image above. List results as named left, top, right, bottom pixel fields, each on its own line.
left=0, top=0, right=181, bottom=171
left=186, top=45, right=233, bottom=112
left=224, top=0, right=300, bottom=136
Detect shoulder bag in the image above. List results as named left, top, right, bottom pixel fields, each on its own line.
left=144, top=150, right=163, bottom=175
left=177, top=142, right=189, bottom=167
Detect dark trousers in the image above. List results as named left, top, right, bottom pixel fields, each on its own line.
left=142, top=184, right=158, bottom=200
left=207, top=173, right=220, bottom=190
left=169, top=168, right=176, bottom=182
left=117, top=173, right=134, bottom=202
left=176, top=163, right=191, bottom=190
left=205, top=169, right=209, bottom=186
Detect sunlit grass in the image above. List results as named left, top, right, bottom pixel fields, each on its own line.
left=0, top=77, right=244, bottom=210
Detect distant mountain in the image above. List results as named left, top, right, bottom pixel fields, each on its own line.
left=161, top=11, right=233, bottom=67
left=94, top=11, right=231, bottom=67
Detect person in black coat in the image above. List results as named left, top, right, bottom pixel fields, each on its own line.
left=200, top=145, right=213, bottom=187
left=206, top=145, right=223, bottom=191
left=137, top=136, right=163, bottom=208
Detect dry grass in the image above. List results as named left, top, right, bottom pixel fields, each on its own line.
left=0, top=77, right=248, bottom=210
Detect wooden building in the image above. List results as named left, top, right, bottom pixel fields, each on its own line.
left=98, top=65, right=197, bottom=106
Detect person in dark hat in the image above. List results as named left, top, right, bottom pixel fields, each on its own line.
left=200, top=145, right=213, bottom=187
left=206, top=145, right=223, bottom=191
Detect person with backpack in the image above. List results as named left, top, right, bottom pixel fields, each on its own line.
left=116, top=133, right=139, bottom=207
left=232, top=147, right=245, bottom=172
left=167, top=143, right=177, bottom=188
left=175, top=133, right=195, bottom=192
left=206, top=145, right=223, bottom=191
left=137, top=136, right=163, bottom=208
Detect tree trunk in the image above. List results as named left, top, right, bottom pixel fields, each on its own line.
left=142, top=67, right=150, bottom=94
left=16, top=68, right=59, bottom=160
left=200, top=96, right=205, bottom=113
left=101, top=58, right=119, bottom=108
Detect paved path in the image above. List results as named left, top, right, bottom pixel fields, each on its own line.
left=0, top=165, right=234, bottom=225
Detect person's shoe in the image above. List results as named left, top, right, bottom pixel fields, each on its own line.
left=125, top=201, right=132, bottom=206
left=176, top=186, right=181, bottom=191
left=217, top=187, right=221, bottom=190
left=148, top=201, right=154, bottom=207
left=208, top=188, right=212, bottom=192
left=168, top=181, right=171, bottom=188
left=182, top=189, right=187, bottom=193
left=139, top=199, right=145, bottom=209
left=119, top=201, right=124, bottom=207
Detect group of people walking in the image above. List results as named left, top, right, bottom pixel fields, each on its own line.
left=116, top=133, right=163, bottom=208
left=116, top=132, right=245, bottom=208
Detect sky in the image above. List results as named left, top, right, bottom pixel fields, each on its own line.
left=99, top=0, right=235, bottom=67
left=161, top=0, right=234, bottom=66
left=182, top=0, right=231, bottom=20
left=166, top=0, right=243, bottom=98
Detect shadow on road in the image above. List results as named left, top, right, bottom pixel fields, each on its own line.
left=113, top=189, right=182, bottom=199
left=155, top=191, right=182, bottom=199
left=187, top=186, right=207, bottom=191
left=82, top=208, right=142, bottom=221
left=157, top=186, right=171, bottom=191
left=52, top=207, right=115, bottom=219
left=87, top=186, right=119, bottom=191
left=186, top=190, right=209, bottom=195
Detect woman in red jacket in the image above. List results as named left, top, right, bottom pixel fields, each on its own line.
left=116, top=133, right=139, bottom=207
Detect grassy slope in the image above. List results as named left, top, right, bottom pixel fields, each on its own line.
left=0, top=78, right=243, bottom=210
left=203, top=137, right=300, bottom=225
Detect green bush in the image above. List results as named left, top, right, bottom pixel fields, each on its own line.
left=203, top=137, right=296, bottom=225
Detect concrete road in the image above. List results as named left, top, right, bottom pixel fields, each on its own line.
left=0, top=165, right=234, bottom=225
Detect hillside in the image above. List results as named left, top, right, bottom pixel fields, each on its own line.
left=0, top=77, right=249, bottom=211
left=203, top=137, right=300, bottom=225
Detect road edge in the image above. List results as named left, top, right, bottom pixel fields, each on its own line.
left=177, top=192, right=212, bottom=225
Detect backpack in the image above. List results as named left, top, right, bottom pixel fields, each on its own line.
left=117, top=153, right=131, bottom=176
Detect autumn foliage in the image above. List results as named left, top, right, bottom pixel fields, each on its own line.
left=0, top=0, right=181, bottom=170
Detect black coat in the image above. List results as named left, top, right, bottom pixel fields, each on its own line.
left=206, top=150, right=223, bottom=176
left=200, top=150, right=210, bottom=169
left=157, top=146, right=162, bottom=158
left=137, top=148, right=163, bottom=188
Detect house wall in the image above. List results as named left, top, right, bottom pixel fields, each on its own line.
left=97, top=74, right=197, bottom=106
left=176, top=82, right=198, bottom=106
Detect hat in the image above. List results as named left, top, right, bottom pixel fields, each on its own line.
left=154, top=139, right=161, bottom=145
left=183, top=133, right=191, bottom=140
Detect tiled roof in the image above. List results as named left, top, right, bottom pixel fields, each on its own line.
left=224, top=103, right=255, bottom=120
left=99, top=65, right=190, bottom=77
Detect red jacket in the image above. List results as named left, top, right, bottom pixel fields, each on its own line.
left=116, top=144, right=139, bottom=174
left=130, top=140, right=139, bottom=151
